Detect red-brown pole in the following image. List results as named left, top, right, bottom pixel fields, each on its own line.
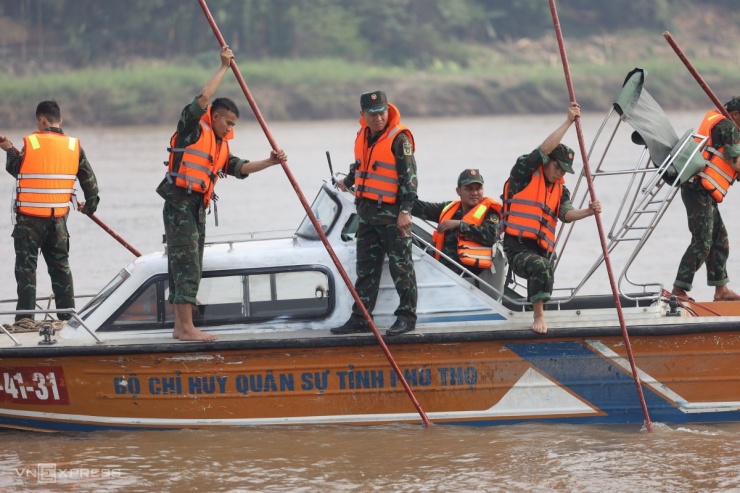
left=197, top=0, right=431, bottom=427
left=548, top=0, right=653, bottom=431
left=1, top=135, right=142, bottom=257
left=663, top=31, right=732, bottom=120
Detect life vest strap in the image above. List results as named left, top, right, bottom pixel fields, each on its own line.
left=504, top=197, right=541, bottom=208
left=17, top=187, right=75, bottom=194
left=509, top=223, right=556, bottom=247
left=698, top=172, right=729, bottom=195
left=182, top=160, right=217, bottom=179
left=17, top=173, right=77, bottom=180
left=17, top=201, right=71, bottom=209
left=705, top=146, right=728, bottom=162
left=356, top=170, right=399, bottom=185
left=703, top=161, right=735, bottom=183
left=168, top=147, right=214, bottom=162
left=166, top=172, right=207, bottom=192
left=355, top=185, right=397, bottom=199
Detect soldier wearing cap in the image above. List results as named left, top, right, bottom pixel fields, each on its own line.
left=671, top=96, right=740, bottom=303
left=501, top=102, right=601, bottom=334
left=333, top=90, right=419, bottom=336
left=412, top=169, right=501, bottom=276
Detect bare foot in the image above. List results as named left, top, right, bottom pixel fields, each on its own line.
left=671, top=287, right=694, bottom=302
left=178, top=327, right=217, bottom=342
left=172, top=303, right=216, bottom=341
left=714, top=286, right=740, bottom=302
left=531, top=315, right=548, bottom=334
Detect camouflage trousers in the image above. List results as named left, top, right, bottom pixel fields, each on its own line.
left=12, top=214, right=74, bottom=321
left=504, top=235, right=553, bottom=303
left=163, top=201, right=206, bottom=305
left=351, top=222, right=417, bottom=322
left=673, top=184, right=729, bottom=290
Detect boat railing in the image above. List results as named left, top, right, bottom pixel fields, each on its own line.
left=203, top=230, right=295, bottom=250
left=410, top=228, right=508, bottom=301
left=0, top=298, right=103, bottom=346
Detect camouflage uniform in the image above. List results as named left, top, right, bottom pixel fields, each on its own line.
left=343, top=131, right=418, bottom=322
left=5, top=128, right=100, bottom=321
left=156, top=97, right=249, bottom=305
left=502, top=147, right=574, bottom=303
left=412, top=198, right=499, bottom=275
left=674, top=117, right=740, bottom=291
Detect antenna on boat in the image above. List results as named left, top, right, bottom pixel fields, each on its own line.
left=325, top=151, right=337, bottom=185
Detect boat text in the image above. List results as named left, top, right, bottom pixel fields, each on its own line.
left=112, top=365, right=479, bottom=396
left=0, top=366, right=69, bottom=405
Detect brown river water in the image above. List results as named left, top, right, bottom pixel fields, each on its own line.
left=0, top=112, right=739, bottom=491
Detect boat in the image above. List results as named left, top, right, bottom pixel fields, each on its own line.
left=1, top=68, right=740, bottom=432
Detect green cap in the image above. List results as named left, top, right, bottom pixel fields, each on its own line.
left=360, top=90, right=388, bottom=114
left=549, top=144, right=575, bottom=174
left=457, top=169, right=484, bottom=186
left=725, top=96, right=740, bottom=112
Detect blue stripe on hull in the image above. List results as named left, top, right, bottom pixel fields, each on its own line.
left=504, top=341, right=740, bottom=424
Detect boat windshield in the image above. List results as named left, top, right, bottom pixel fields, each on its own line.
left=295, top=187, right=341, bottom=239
left=73, top=268, right=130, bottom=322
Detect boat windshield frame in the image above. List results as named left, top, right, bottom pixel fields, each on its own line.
left=295, top=186, right=342, bottom=240
left=71, top=268, right=131, bottom=324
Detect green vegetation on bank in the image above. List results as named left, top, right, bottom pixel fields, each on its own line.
left=2, top=53, right=740, bottom=128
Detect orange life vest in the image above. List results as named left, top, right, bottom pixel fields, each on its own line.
left=16, top=132, right=80, bottom=218
left=502, top=167, right=563, bottom=254
left=433, top=197, right=502, bottom=269
left=166, top=106, right=232, bottom=207
left=353, top=103, right=414, bottom=205
left=695, top=109, right=738, bottom=203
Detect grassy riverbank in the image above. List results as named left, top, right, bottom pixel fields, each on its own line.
left=1, top=27, right=739, bottom=128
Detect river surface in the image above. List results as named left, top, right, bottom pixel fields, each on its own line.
left=1, top=112, right=740, bottom=491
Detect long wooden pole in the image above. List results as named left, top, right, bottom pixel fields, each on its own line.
left=663, top=32, right=732, bottom=120
left=548, top=0, right=653, bottom=431
left=197, top=0, right=431, bottom=427
left=0, top=135, right=142, bottom=257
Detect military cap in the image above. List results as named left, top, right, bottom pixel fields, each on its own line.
left=549, top=143, right=575, bottom=174
left=360, top=90, right=388, bottom=114
left=457, top=169, right=485, bottom=187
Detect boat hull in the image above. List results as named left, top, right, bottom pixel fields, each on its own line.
left=1, top=329, right=739, bottom=431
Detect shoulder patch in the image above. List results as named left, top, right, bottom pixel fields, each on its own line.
left=403, top=141, right=413, bottom=156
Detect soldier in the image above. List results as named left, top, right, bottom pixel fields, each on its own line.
left=502, top=102, right=601, bottom=334
left=332, top=90, right=418, bottom=336
left=1, top=100, right=100, bottom=322
left=412, top=169, right=501, bottom=277
left=671, top=97, right=740, bottom=302
left=156, top=46, right=286, bottom=342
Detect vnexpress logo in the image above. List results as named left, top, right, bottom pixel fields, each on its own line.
left=16, top=463, right=124, bottom=484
